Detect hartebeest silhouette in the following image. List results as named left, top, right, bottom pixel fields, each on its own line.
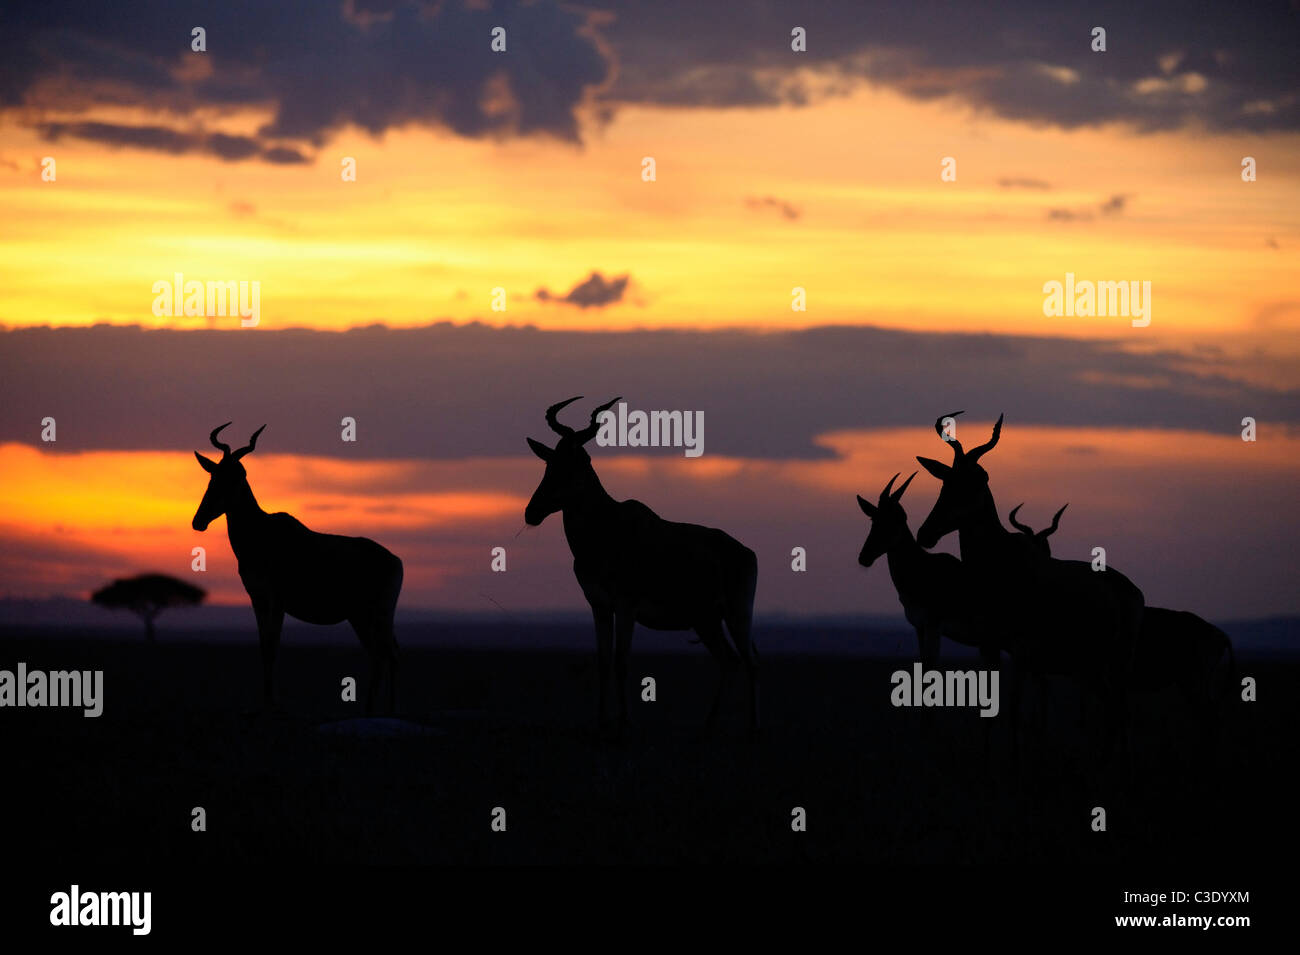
left=192, top=424, right=403, bottom=714
left=857, top=472, right=989, bottom=670
left=1005, top=500, right=1092, bottom=726
left=1002, top=505, right=1233, bottom=729
left=914, top=412, right=1145, bottom=762
left=1008, top=503, right=1068, bottom=558
left=1134, top=608, right=1235, bottom=715
left=525, top=397, right=759, bottom=736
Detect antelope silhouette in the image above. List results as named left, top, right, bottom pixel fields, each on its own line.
left=1007, top=503, right=1068, bottom=558
left=1134, top=608, right=1235, bottom=715
left=192, top=424, right=403, bottom=714
left=914, top=412, right=1145, bottom=763
left=857, top=472, right=989, bottom=670
left=1005, top=501, right=1090, bottom=726
left=1002, top=504, right=1233, bottom=729
left=525, top=396, right=759, bottom=737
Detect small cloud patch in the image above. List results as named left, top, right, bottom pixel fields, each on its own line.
left=745, top=195, right=801, bottom=220
left=998, top=177, right=1051, bottom=190
left=535, top=271, right=631, bottom=309
left=1047, top=193, right=1133, bottom=222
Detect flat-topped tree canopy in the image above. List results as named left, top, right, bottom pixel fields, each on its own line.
left=90, top=573, right=206, bottom=641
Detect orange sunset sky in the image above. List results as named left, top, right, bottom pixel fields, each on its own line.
left=3, top=86, right=1298, bottom=340
left=1, top=0, right=1297, bottom=621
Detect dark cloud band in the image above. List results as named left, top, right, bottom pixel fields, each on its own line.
left=2, top=322, right=1295, bottom=459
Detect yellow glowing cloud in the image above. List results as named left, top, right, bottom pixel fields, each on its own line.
left=1, top=85, right=1295, bottom=341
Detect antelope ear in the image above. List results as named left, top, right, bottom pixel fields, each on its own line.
left=856, top=494, right=876, bottom=517
left=195, top=451, right=218, bottom=473
left=915, top=456, right=950, bottom=480
left=526, top=437, right=554, bottom=461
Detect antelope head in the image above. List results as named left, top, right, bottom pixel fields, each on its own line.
left=192, top=423, right=266, bottom=531
left=915, top=411, right=1003, bottom=548
left=524, top=396, right=621, bottom=526
left=1008, top=502, right=1068, bottom=557
left=856, top=471, right=918, bottom=568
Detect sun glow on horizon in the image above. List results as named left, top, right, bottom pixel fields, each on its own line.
left=2, top=424, right=1296, bottom=616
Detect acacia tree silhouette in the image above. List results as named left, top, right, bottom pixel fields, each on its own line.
left=192, top=423, right=403, bottom=715
left=525, top=396, right=760, bottom=737
left=91, top=573, right=205, bottom=642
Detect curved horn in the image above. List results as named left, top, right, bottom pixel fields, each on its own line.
left=881, top=472, right=901, bottom=499
left=891, top=471, right=918, bottom=501
left=545, top=396, right=583, bottom=438
left=209, top=422, right=233, bottom=457
left=967, top=412, right=1003, bottom=463
left=1041, top=503, right=1068, bottom=538
left=232, top=424, right=266, bottom=460
left=1008, top=503, right=1034, bottom=536
left=575, top=396, right=622, bottom=444
left=934, top=411, right=964, bottom=458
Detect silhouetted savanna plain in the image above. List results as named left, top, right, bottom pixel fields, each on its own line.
left=2, top=627, right=1282, bottom=865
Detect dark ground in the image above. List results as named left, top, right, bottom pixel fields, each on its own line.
left=0, top=626, right=1287, bottom=865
